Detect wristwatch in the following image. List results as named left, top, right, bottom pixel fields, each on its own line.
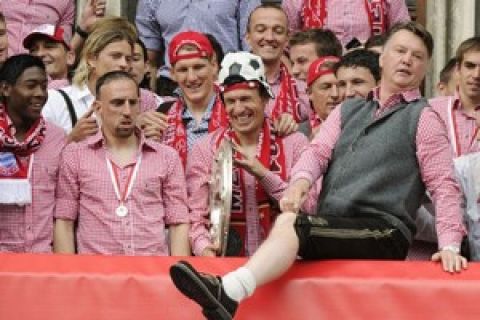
left=75, top=25, right=89, bottom=38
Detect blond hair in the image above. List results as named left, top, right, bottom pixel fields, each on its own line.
left=73, top=16, right=137, bottom=86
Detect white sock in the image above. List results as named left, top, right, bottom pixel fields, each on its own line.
left=222, top=267, right=257, bottom=302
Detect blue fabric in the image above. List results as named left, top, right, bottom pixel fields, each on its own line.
left=182, top=95, right=216, bottom=151
left=135, top=0, right=261, bottom=77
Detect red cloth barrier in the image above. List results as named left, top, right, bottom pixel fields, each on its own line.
left=0, top=253, right=479, bottom=319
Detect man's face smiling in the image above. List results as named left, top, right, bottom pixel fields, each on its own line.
left=29, top=37, right=74, bottom=80
left=246, top=7, right=289, bottom=65
left=336, top=66, right=377, bottom=99
left=4, top=66, right=48, bottom=125
left=170, top=47, right=217, bottom=108
left=223, top=87, right=266, bottom=136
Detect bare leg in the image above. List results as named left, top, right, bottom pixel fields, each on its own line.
left=244, top=211, right=300, bottom=286
left=169, top=212, right=301, bottom=319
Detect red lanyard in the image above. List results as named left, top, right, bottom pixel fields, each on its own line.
left=106, top=156, right=142, bottom=205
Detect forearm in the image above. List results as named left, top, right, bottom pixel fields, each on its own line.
left=169, top=223, right=191, bottom=256
left=70, top=33, right=86, bottom=59
left=53, top=219, right=75, bottom=254
left=260, top=170, right=288, bottom=202
left=289, top=178, right=312, bottom=196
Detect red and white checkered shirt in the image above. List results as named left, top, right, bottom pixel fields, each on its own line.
left=55, top=131, right=190, bottom=256
left=429, top=93, right=480, bottom=156
left=406, top=93, right=480, bottom=260
left=291, top=87, right=466, bottom=249
left=0, top=122, right=66, bottom=253
left=188, top=129, right=309, bottom=256
left=282, top=0, right=410, bottom=46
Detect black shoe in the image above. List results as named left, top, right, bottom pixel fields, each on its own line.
left=170, top=261, right=238, bottom=320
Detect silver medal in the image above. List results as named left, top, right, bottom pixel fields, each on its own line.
left=116, top=204, right=128, bottom=217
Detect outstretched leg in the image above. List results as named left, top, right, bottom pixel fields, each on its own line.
left=169, top=211, right=300, bottom=319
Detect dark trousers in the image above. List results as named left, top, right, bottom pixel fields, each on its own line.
left=294, top=214, right=410, bottom=260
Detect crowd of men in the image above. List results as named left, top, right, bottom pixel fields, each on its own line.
left=1, top=1, right=480, bottom=319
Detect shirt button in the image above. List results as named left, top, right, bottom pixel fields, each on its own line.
left=26, top=226, right=32, bottom=231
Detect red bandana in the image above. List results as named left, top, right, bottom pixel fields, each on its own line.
left=215, top=119, right=287, bottom=255
left=164, top=90, right=228, bottom=167
left=270, top=63, right=301, bottom=123
left=301, top=0, right=387, bottom=36
left=0, top=104, right=45, bottom=179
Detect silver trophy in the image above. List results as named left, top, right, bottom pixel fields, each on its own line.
left=209, top=139, right=233, bottom=256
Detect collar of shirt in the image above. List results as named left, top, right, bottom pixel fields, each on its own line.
left=69, top=83, right=93, bottom=102
left=85, top=130, right=159, bottom=154
left=181, top=93, right=216, bottom=124
left=267, top=68, right=282, bottom=86
left=48, top=78, right=70, bottom=90
left=451, top=90, right=478, bottom=119
left=369, top=86, right=422, bottom=112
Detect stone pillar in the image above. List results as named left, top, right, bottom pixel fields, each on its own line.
left=425, top=0, right=477, bottom=98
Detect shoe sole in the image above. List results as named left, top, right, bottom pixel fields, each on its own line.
left=170, top=262, right=233, bottom=320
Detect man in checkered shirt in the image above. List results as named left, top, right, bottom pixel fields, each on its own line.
left=53, top=71, right=190, bottom=256
left=0, top=54, right=65, bottom=253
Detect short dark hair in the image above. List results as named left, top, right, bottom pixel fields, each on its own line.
left=247, top=3, right=288, bottom=33
left=289, top=28, right=342, bottom=57
left=335, top=49, right=381, bottom=82
left=135, top=38, right=148, bottom=63
left=95, top=70, right=139, bottom=99
left=205, top=33, right=225, bottom=67
left=364, top=34, right=386, bottom=50
left=439, top=57, right=457, bottom=84
left=455, top=36, right=480, bottom=65
left=384, top=22, right=433, bottom=57
left=0, top=54, right=45, bottom=85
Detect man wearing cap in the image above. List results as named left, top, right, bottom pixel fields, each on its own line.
left=305, top=56, right=342, bottom=137
left=161, top=31, right=228, bottom=167
left=53, top=71, right=190, bottom=256
left=23, top=24, right=75, bottom=89
left=169, top=22, right=468, bottom=320
left=188, top=51, right=310, bottom=257
left=245, top=3, right=310, bottom=135
left=0, top=54, right=66, bottom=253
